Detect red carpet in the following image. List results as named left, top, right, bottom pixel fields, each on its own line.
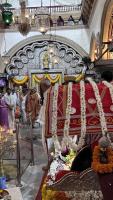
left=35, top=170, right=47, bottom=200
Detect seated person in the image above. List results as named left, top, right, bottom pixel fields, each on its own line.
left=57, top=16, right=64, bottom=26
left=68, top=15, right=75, bottom=25
left=50, top=17, right=53, bottom=27
left=71, top=145, right=92, bottom=172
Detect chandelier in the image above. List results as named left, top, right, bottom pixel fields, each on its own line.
left=2, top=34, right=10, bottom=65
left=35, top=0, right=50, bottom=34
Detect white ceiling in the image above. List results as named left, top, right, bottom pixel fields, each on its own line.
left=0, top=0, right=82, bottom=8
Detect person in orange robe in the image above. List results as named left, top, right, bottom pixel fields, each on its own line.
left=25, top=88, right=41, bottom=127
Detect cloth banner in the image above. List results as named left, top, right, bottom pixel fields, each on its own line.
left=44, top=82, right=113, bottom=138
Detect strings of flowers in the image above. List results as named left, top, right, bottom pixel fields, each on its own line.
left=87, top=78, right=107, bottom=136
left=102, top=81, right=113, bottom=103
left=51, top=83, right=61, bottom=154
left=77, top=80, right=86, bottom=150
left=62, top=82, right=74, bottom=149
left=101, top=80, right=113, bottom=144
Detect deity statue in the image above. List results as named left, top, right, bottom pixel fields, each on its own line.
left=43, top=51, right=49, bottom=69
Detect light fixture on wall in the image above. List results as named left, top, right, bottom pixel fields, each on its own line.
left=35, top=0, right=50, bottom=34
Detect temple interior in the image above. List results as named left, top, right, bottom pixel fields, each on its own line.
left=0, top=0, right=113, bottom=200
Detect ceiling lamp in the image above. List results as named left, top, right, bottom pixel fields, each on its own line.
left=2, top=55, right=10, bottom=65
left=2, top=10, right=13, bottom=25
left=48, top=43, right=55, bottom=55
left=18, top=18, right=31, bottom=36
left=1, top=0, right=13, bottom=26
left=2, top=34, right=10, bottom=65
left=35, top=0, right=50, bottom=34
left=18, top=1, right=31, bottom=35
left=53, top=57, right=59, bottom=64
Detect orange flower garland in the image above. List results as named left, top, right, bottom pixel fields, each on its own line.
left=92, top=146, right=113, bottom=173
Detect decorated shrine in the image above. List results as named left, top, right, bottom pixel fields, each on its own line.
left=1, top=0, right=113, bottom=199
left=38, top=79, right=113, bottom=200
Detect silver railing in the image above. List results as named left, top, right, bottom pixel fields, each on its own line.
left=2, top=119, right=34, bottom=186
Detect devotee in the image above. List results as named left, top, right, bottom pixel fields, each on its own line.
left=4, top=88, right=15, bottom=131
left=25, top=87, right=41, bottom=128
left=11, top=88, right=18, bottom=111
left=57, top=16, right=64, bottom=26
left=20, top=88, right=28, bottom=123
left=67, top=15, right=75, bottom=25
left=39, top=78, right=51, bottom=106
left=0, top=93, right=9, bottom=128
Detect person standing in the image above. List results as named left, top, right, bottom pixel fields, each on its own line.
left=0, top=93, right=9, bottom=128
left=4, top=88, right=15, bottom=131
left=25, top=88, right=41, bottom=127
left=11, top=89, right=18, bottom=112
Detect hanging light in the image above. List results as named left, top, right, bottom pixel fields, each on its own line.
left=2, top=55, right=10, bottom=64
left=53, top=56, right=59, bottom=64
left=2, top=10, right=13, bottom=25
left=2, top=34, right=10, bottom=65
left=38, top=23, right=48, bottom=35
left=18, top=1, right=31, bottom=36
left=48, top=43, right=55, bottom=55
left=1, top=0, right=13, bottom=26
left=35, top=0, right=50, bottom=34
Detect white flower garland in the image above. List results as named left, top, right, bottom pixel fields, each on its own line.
left=64, top=82, right=72, bottom=136
left=102, top=80, right=113, bottom=144
left=77, top=80, right=86, bottom=150
left=87, top=78, right=107, bottom=136
left=62, top=82, right=75, bottom=149
left=102, top=81, right=113, bottom=103
left=51, top=83, right=61, bottom=153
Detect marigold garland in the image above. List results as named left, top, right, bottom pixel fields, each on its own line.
left=92, top=146, right=113, bottom=173
left=12, top=76, right=29, bottom=85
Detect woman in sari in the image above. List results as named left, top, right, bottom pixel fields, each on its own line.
left=0, top=93, right=9, bottom=128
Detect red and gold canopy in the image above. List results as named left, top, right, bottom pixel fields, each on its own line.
left=44, top=82, right=113, bottom=138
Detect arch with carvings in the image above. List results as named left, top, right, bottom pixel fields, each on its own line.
left=5, top=35, right=88, bottom=79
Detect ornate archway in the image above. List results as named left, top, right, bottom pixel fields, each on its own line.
left=5, top=34, right=88, bottom=85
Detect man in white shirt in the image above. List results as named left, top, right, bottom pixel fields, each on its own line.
left=11, top=89, right=18, bottom=111
left=4, top=88, right=15, bottom=131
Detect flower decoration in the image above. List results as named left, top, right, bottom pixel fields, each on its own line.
left=92, top=145, right=113, bottom=173
left=51, top=83, right=61, bottom=154
left=77, top=80, right=86, bottom=150
left=103, top=81, right=113, bottom=103
left=87, top=78, right=107, bottom=136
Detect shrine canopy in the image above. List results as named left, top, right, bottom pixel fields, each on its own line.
left=44, top=82, right=113, bottom=138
